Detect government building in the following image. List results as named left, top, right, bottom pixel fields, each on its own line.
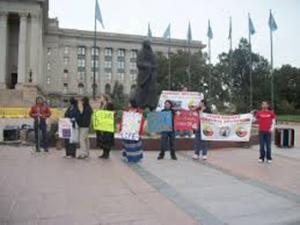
left=0, top=0, right=204, bottom=106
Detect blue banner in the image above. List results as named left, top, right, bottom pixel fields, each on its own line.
left=147, top=111, right=173, bottom=133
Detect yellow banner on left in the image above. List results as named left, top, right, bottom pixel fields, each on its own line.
left=92, top=110, right=115, bottom=133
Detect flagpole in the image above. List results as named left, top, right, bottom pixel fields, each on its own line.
left=208, top=35, right=212, bottom=100
left=93, top=0, right=97, bottom=100
left=168, top=36, right=172, bottom=90
left=248, top=14, right=253, bottom=110
left=270, top=10, right=275, bottom=109
left=229, top=17, right=233, bottom=103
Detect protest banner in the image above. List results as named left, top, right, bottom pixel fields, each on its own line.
left=93, top=110, right=115, bottom=133
left=120, top=112, right=143, bottom=141
left=156, top=91, right=204, bottom=111
left=200, top=113, right=253, bottom=142
left=147, top=111, right=173, bottom=133
left=174, top=110, right=199, bottom=131
left=58, top=118, right=72, bottom=139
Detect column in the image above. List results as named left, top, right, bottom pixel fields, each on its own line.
left=0, top=11, right=8, bottom=89
left=124, top=49, right=131, bottom=94
left=29, top=13, right=40, bottom=85
left=17, top=13, right=28, bottom=87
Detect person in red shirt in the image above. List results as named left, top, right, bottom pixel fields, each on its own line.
left=29, top=96, right=51, bottom=152
left=255, top=101, right=276, bottom=163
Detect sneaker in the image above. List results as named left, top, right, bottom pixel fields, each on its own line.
left=192, top=154, right=200, bottom=160
left=267, top=160, right=272, bottom=164
left=202, top=155, right=207, bottom=160
left=258, top=159, right=264, bottom=163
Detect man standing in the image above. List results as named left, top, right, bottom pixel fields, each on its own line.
left=255, top=101, right=276, bottom=163
left=78, top=97, right=93, bottom=159
left=29, top=96, right=51, bottom=152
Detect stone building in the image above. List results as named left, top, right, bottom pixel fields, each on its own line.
left=0, top=0, right=205, bottom=106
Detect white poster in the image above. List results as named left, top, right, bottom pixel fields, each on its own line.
left=58, top=118, right=72, bottom=139
left=157, top=91, right=204, bottom=111
left=200, top=113, right=253, bottom=142
left=120, top=112, right=142, bottom=141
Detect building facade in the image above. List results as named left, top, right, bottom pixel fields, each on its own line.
left=0, top=0, right=204, bottom=106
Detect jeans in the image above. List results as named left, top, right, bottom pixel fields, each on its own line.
left=159, top=132, right=176, bottom=157
left=34, top=119, right=48, bottom=151
left=194, top=129, right=208, bottom=156
left=259, top=131, right=272, bottom=160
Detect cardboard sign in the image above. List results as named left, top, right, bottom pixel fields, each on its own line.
left=200, top=113, right=253, bottom=142
left=120, top=111, right=142, bottom=141
left=93, top=110, right=115, bottom=133
left=174, top=110, right=199, bottom=131
left=147, top=111, right=173, bottom=133
left=157, top=91, right=203, bottom=111
left=58, top=118, right=72, bottom=139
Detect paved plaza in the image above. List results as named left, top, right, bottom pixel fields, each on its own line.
left=0, top=125, right=299, bottom=225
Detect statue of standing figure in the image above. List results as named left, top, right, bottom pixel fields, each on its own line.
left=132, top=40, right=158, bottom=110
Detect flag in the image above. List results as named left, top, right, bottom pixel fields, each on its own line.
left=147, top=23, right=152, bottom=39
left=163, top=23, right=171, bottom=40
left=248, top=14, right=255, bottom=35
left=95, top=0, right=104, bottom=29
left=228, top=17, right=232, bottom=40
left=187, top=22, right=192, bottom=44
left=207, top=20, right=213, bottom=39
left=269, top=10, right=278, bottom=32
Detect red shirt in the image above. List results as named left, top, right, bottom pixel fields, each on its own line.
left=29, top=104, right=51, bottom=119
left=255, top=110, right=276, bottom=132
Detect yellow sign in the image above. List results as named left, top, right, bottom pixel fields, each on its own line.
left=92, top=110, right=115, bottom=133
left=0, top=107, right=63, bottom=120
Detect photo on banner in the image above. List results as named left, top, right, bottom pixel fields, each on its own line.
left=200, top=113, right=253, bottom=142
left=147, top=111, right=173, bottom=133
left=92, top=110, right=115, bottom=133
left=120, top=111, right=143, bottom=141
left=58, top=118, right=72, bottom=139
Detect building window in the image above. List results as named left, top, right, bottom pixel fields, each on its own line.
left=47, top=48, right=51, bottom=56
left=118, top=49, right=125, bottom=57
left=77, top=46, right=86, bottom=56
left=63, top=69, right=68, bottom=79
left=64, top=47, right=69, bottom=55
left=92, top=47, right=100, bottom=56
left=117, top=61, right=125, bottom=70
left=63, top=57, right=69, bottom=66
left=105, top=72, right=112, bottom=80
left=130, top=73, right=137, bottom=81
left=47, top=63, right=51, bottom=71
left=78, top=58, right=86, bottom=68
left=130, top=50, right=138, bottom=59
left=63, top=83, right=68, bottom=94
left=104, top=48, right=112, bottom=57
left=46, top=77, right=50, bottom=85
left=117, top=72, right=125, bottom=81
left=78, top=71, right=85, bottom=80
left=78, top=83, right=84, bottom=95
left=104, top=61, right=112, bottom=69
left=91, top=60, right=99, bottom=71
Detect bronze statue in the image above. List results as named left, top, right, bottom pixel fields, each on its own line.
left=133, top=40, right=158, bottom=110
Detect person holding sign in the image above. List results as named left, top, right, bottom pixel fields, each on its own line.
left=193, top=99, right=212, bottom=160
left=96, top=95, right=115, bottom=159
left=254, top=101, right=276, bottom=163
left=64, top=97, right=80, bottom=158
left=157, top=100, right=177, bottom=160
left=121, top=99, right=145, bottom=162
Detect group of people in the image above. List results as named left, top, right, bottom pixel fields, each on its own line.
left=29, top=96, right=276, bottom=164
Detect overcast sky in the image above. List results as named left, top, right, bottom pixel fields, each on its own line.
left=49, top=0, right=300, bottom=68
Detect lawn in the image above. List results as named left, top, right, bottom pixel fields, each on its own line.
left=277, top=115, right=300, bottom=122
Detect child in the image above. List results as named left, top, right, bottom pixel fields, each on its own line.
left=157, top=100, right=177, bottom=160
left=254, top=101, right=276, bottom=163
left=97, top=94, right=114, bottom=159
left=121, top=99, right=144, bottom=162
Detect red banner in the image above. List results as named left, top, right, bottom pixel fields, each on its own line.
left=174, top=110, right=199, bottom=131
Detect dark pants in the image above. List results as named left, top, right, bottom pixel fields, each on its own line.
left=259, top=131, right=272, bottom=160
left=64, top=139, right=76, bottom=157
left=159, top=132, right=176, bottom=157
left=194, top=129, right=208, bottom=156
left=34, top=119, right=48, bottom=151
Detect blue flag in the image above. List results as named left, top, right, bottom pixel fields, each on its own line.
left=147, top=23, right=152, bottom=39
left=248, top=14, right=255, bottom=35
left=207, top=20, right=213, bottom=39
left=95, top=0, right=104, bottom=29
left=269, top=10, right=278, bottom=32
left=187, top=22, right=192, bottom=44
left=163, top=24, right=171, bottom=40
left=228, top=17, right=232, bottom=40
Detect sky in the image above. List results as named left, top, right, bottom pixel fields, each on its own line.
left=48, top=0, right=300, bottom=68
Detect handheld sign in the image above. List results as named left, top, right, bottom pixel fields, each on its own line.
left=120, top=111, right=142, bottom=141
left=174, top=110, right=199, bottom=131
left=58, top=118, right=72, bottom=139
left=147, top=111, right=173, bottom=133
left=93, top=110, right=115, bottom=133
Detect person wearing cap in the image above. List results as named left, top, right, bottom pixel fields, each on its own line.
left=29, top=96, right=51, bottom=152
